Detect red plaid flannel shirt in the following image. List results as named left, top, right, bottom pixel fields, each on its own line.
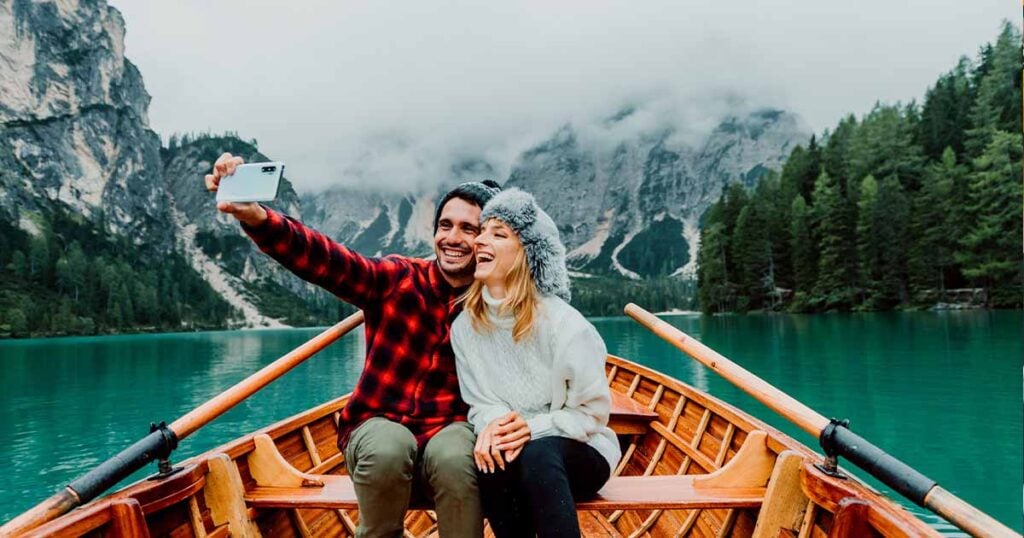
left=243, top=208, right=469, bottom=448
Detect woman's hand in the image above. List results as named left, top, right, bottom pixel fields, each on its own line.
left=493, top=411, right=531, bottom=461
left=474, top=416, right=503, bottom=473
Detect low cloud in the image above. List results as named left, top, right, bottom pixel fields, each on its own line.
left=111, top=0, right=1016, bottom=193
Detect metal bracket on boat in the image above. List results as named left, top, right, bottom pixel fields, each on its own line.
left=816, top=417, right=850, bottom=479
left=147, top=421, right=183, bottom=480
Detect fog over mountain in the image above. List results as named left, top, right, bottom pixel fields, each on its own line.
left=109, top=0, right=1015, bottom=194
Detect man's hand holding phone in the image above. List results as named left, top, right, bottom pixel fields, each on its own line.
left=205, top=153, right=270, bottom=227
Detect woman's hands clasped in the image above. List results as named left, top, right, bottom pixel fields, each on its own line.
left=474, top=411, right=532, bottom=473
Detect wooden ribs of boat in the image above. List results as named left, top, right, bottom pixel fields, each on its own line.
left=16, top=355, right=946, bottom=538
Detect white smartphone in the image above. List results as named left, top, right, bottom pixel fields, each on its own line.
left=215, top=162, right=285, bottom=203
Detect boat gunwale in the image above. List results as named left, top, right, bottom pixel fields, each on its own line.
left=33, top=354, right=941, bottom=537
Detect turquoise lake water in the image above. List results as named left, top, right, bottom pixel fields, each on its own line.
left=0, top=310, right=1020, bottom=533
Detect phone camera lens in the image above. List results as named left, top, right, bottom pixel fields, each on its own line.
left=262, top=166, right=276, bottom=173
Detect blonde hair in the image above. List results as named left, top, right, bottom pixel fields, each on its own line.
left=458, top=229, right=539, bottom=342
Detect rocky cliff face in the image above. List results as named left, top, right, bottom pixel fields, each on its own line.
left=0, top=0, right=170, bottom=246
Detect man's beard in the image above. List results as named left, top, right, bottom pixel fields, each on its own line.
left=439, top=259, right=476, bottom=282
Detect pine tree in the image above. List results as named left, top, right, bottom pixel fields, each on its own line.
left=909, top=148, right=963, bottom=299
left=856, top=175, right=880, bottom=306
left=697, top=221, right=733, bottom=314
left=822, top=115, right=857, bottom=196
left=779, top=139, right=822, bottom=205
left=965, top=22, right=1023, bottom=157
left=957, top=131, right=1024, bottom=306
left=847, top=103, right=925, bottom=192
left=873, top=176, right=911, bottom=307
left=789, top=195, right=817, bottom=311
left=917, top=59, right=974, bottom=160
left=811, top=171, right=858, bottom=309
left=732, top=204, right=774, bottom=311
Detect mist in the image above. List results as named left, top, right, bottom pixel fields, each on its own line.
left=110, top=0, right=1015, bottom=193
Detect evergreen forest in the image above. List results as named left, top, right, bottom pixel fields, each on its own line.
left=697, top=23, right=1023, bottom=313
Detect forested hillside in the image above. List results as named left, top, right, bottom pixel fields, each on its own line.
left=697, top=23, right=1022, bottom=313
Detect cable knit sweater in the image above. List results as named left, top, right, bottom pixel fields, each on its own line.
left=451, top=288, right=622, bottom=471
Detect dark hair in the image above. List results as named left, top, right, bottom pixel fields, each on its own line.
left=433, top=180, right=503, bottom=232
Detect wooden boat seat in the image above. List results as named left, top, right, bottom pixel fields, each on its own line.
left=245, top=473, right=765, bottom=511
left=243, top=429, right=776, bottom=512
left=608, top=391, right=659, bottom=434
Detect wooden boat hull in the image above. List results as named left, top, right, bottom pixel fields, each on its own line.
left=18, top=355, right=939, bottom=537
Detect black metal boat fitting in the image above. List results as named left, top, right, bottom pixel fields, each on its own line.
left=817, top=417, right=937, bottom=506
left=66, top=421, right=179, bottom=505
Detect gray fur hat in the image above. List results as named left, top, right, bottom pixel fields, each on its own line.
left=480, top=188, right=571, bottom=302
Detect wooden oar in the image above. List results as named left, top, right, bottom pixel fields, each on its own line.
left=1, top=311, right=365, bottom=537
left=624, top=303, right=1018, bottom=538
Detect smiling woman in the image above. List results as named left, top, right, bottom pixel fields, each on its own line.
left=451, top=188, right=620, bottom=537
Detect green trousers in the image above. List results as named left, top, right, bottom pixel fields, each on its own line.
left=344, top=418, right=483, bottom=538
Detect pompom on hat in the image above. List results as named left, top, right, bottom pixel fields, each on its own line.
left=480, top=188, right=571, bottom=302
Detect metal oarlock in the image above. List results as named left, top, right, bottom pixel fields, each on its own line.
left=148, top=421, right=183, bottom=480
left=815, top=417, right=849, bottom=479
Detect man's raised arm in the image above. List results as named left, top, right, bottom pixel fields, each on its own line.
left=206, top=153, right=407, bottom=309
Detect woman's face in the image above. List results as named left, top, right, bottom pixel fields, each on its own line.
left=473, top=219, right=522, bottom=287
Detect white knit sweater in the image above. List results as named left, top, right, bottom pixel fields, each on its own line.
left=451, top=288, right=621, bottom=471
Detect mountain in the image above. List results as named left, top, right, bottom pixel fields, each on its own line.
left=0, top=0, right=170, bottom=247
left=302, top=108, right=809, bottom=280
left=0, top=0, right=808, bottom=335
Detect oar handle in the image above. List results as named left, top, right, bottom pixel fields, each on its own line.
left=624, top=303, right=1020, bottom=538
left=170, top=311, right=364, bottom=439
left=623, top=303, right=829, bottom=435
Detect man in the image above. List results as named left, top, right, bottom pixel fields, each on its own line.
left=205, top=153, right=501, bottom=537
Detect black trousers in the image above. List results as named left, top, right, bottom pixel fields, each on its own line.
left=478, top=436, right=611, bottom=538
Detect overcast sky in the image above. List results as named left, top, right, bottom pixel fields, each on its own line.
left=109, top=1, right=1016, bottom=193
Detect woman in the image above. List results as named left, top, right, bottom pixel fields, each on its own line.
left=451, top=188, right=621, bottom=537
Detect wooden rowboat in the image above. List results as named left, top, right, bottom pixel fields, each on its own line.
left=3, top=306, right=1016, bottom=537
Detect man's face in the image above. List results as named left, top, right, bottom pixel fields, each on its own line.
left=434, top=197, right=482, bottom=282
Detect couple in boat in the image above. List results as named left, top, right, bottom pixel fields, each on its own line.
left=206, top=154, right=621, bottom=538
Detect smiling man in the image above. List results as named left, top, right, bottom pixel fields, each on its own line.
left=205, top=153, right=500, bottom=538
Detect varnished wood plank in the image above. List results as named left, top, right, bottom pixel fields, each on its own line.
left=751, top=451, right=808, bottom=538
left=310, top=452, right=346, bottom=475
left=827, top=498, right=872, bottom=537
left=716, top=509, right=738, bottom=538
left=301, top=426, right=322, bottom=467
left=248, top=434, right=324, bottom=488
left=673, top=509, right=701, bottom=538
left=580, top=512, right=624, bottom=538
left=796, top=502, right=817, bottom=538
left=715, top=424, right=736, bottom=467
left=651, top=422, right=718, bottom=472
left=246, top=474, right=763, bottom=511
left=606, top=356, right=796, bottom=455
left=695, top=431, right=775, bottom=490
left=188, top=496, right=209, bottom=538
left=291, top=509, right=314, bottom=538
left=626, top=373, right=642, bottom=396
left=109, top=500, right=151, bottom=538
left=204, top=453, right=259, bottom=538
